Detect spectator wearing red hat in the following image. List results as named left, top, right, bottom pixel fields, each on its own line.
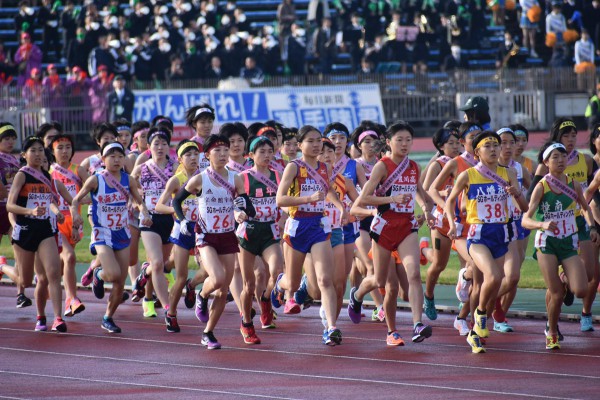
left=14, top=32, right=42, bottom=87
left=42, top=64, right=65, bottom=117
left=21, top=67, right=43, bottom=107
left=66, top=66, right=92, bottom=124
left=90, top=65, right=113, bottom=124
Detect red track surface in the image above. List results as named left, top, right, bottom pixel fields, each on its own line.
left=0, top=285, right=598, bottom=399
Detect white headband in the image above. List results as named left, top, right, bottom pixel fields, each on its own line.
left=496, top=127, right=514, bottom=136
left=194, top=107, right=214, bottom=119
left=542, top=143, right=566, bottom=161
left=102, top=142, right=125, bottom=156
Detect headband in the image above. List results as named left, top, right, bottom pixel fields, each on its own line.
left=102, top=142, right=125, bottom=156
left=148, top=130, right=170, bottom=144
left=0, top=125, right=16, bottom=137
left=177, top=141, right=199, bottom=158
left=133, top=127, right=149, bottom=139
left=358, top=130, right=378, bottom=144
left=462, top=124, right=482, bottom=138
left=475, top=136, right=499, bottom=150
left=257, top=126, right=276, bottom=137
left=116, top=125, right=131, bottom=132
left=249, top=136, right=271, bottom=153
left=204, top=140, right=229, bottom=154
left=514, top=129, right=527, bottom=138
left=559, top=121, right=576, bottom=130
left=439, top=129, right=458, bottom=146
left=155, top=118, right=171, bottom=126
left=322, top=137, right=335, bottom=149
left=496, top=127, right=514, bottom=136
left=326, top=129, right=349, bottom=138
left=542, top=143, right=566, bottom=160
left=51, top=137, right=71, bottom=148
left=194, top=107, right=214, bottom=119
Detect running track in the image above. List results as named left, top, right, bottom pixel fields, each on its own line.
left=0, top=285, right=598, bottom=399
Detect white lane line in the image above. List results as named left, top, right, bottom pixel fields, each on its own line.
left=0, top=396, right=30, bottom=400
left=0, top=370, right=298, bottom=400
left=0, top=350, right=581, bottom=400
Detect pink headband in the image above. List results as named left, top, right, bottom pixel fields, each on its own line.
left=358, top=130, right=378, bottom=144
left=133, top=128, right=149, bottom=139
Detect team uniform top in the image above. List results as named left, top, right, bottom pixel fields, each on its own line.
left=534, top=177, right=578, bottom=243
left=287, top=161, right=329, bottom=219
left=0, top=153, right=20, bottom=204
left=50, top=163, right=81, bottom=215
left=174, top=170, right=199, bottom=222
left=433, top=156, right=454, bottom=214
left=454, top=153, right=477, bottom=224
left=240, top=169, right=279, bottom=223
left=465, top=166, right=511, bottom=225
left=564, top=152, right=588, bottom=216
left=378, top=157, right=419, bottom=218
left=325, top=173, right=347, bottom=229
left=521, top=156, right=535, bottom=177
left=16, top=169, right=55, bottom=225
left=90, top=171, right=130, bottom=231
left=506, top=160, right=525, bottom=221
left=198, top=169, right=236, bottom=234
left=139, top=159, right=175, bottom=214
left=87, top=154, right=104, bottom=174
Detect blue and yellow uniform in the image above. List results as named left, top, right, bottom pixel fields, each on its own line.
left=564, top=152, right=590, bottom=241
left=341, top=159, right=359, bottom=244
left=465, top=165, right=511, bottom=259
left=169, top=170, right=198, bottom=251
left=283, top=161, right=331, bottom=254
left=325, top=173, right=347, bottom=248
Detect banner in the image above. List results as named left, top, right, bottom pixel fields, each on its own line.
left=133, top=84, right=385, bottom=142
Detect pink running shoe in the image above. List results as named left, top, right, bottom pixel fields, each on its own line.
left=81, top=263, right=95, bottom=287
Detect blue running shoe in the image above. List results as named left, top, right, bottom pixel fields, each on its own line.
left=581, top=315, right=595, bottom=332
left=270, top=273, right=285, bottom=309
left=493, top=320, right=514, bottom=333
left=322, top=327, right=342, bottom=346
left=424, top=296, right=437, bottom=320
left=294, top=274, right=309, bottom=307
left=101, top=316, right=121, bottom=333
left=347, top=287, right=362, bottom=324
left=92, top=268, right=105, bottom=299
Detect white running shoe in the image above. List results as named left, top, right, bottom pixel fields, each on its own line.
left=454, top=317, right=470, bottom=336
left=455, top=267, right=471, bottom=303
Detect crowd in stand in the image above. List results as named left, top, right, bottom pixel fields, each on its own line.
left=0, top=0, right=599, bottom=102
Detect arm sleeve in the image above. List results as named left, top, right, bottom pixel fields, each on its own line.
left=236, top=193, right=256, bottom=218
left=173, top=187, right=192, bottom=221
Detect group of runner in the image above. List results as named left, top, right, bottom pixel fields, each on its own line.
left=0, top=98, right=598, bottom=352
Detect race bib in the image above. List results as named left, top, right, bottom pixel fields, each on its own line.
left=26, top=193, right=52, bottom=220
left=252, top=196, right=277, bottom=222
left=545, top=210, right=577, bottom=239
left=101, top=205, right=128, bottom=230
left=390, top=184, right=416, bottom=213
left=476, top=192, right=508, bottom=223
left=370, top=214, right=387, bottom=235
left=324, top=202, right=340, bottom=229
left=144, top=189, right=162, bottom=212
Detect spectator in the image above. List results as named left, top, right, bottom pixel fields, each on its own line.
left=585, top=83, right=600, bottom=131
left=549, top=43, right=570, bottom=67
left=278, top=0, right=297, bottom=41
left=307, top=0, right=330, bottom=27
left=37, top=0, right=61, bottom=62
left=574, top=29, right=596, bottom=66
left=107, top=75, right=135, bottom=122
left=89, top=65, right=113, bottom=124
left=240, top=56, right=264, bottom=84
left=14, top=32, right=42, bottom=87
left=129, top=34, right=154, bottom=82
left=42, top=64, right=65, bottom=107
left=205, top=55, right=224, bottom=79
left=546, top=2, right=567, bottom=45
left=496, top=31, right=520, bottom=69
left=66, top=27, right=89, bottom=72
left=312, top=17, right=337, bottom=74
left=60, top=0, right=78, bottom=63
left=219, top=36, right=243, bottom=77
left=358, top=57, right=373, bottom=74
left=582, top=0, right=600, bottom=56
left=167, top=54, right=186, bottom=81
left=345, top=13, right=364, bottom=72
left=442, top=42, right=469, bottom=71
left=287, top=23, right=307, bottom=75
left=0, top=41, right=15, bottom=80
left=88, top=33, right=114, bottom=76
left=21, top=67, right=43, bottom=107
left=15, top=1, right=35, bottom=39
left=129, top=2, right=152, bottom=38
left=182, top=41, right=204, bottom=80
left=65, top=66, right=91, bottom=109
left=520, top=0, right=540, bottom=58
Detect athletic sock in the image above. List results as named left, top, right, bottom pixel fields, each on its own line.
left=582, top=312, right=592, bottom=317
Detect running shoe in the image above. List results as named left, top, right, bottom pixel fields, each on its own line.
left=16, top=293, right=32, bottom=308
left=153, top=294, right=162, bottom=309
left=92, top=268, right=105, bottom=299
left=260, top=299, right=276, bottom=329
left=226, top=290, right=235, bottom=303
left=455, top=267, right=471, bottom=303
left=545, top=334, right=560, bottom=350
left=81, top=263, right=95, bottom=286
left=165, top=313, right=180, bottom=333
left=195, top=292, right=209, bottom=323
left=347, top=287, right=363, bottom=324
left=492, top=297, right=506, bottom=324
left=71, top=297, right=86, bottom=316
left=563, top=285, right=574, bottom=306
left=284, top=298, right=301, bottom=314
left=387, top=331, right=405, bottom=346
left=419, top=237, right=430, bottom=266
left=371, top=306, right=385, bottom=322
left=545, top=323, right=564, bottom=342
left=473, top=309, right=489, bottom=338
left=132, top=262, right=150, bottom=301
left=143, top=298, right=157, bottom=318
left=270, top=273, right=285, bottom=309
left=493, top=320, right=514, bottom=333
left=322, top=327, right=342, bottom=346
left=240, top=323, right=261, bottom=344
left=51, top=317, right=67, bottom=333
left=101, top=317, right=122, bottom=333
left=35, top=316, right=47, bottom=332
left=319, top=305, right=328, bottom=329
left=184, top=279, right=196, bottom=309
left=412, top=323, right=432, bottom=343
left=64, top=298, right=73, bottom=317
left=201, top=331, right=221, bottom=349
left=293, top=274, right=309, bottom=307
left=580, top=315, right=595, bottom=332
left=467, top=331, right=486, bottom=353
left=454, top=317, right=470, bottom=336
left=424, top=295, right=437, bottom=320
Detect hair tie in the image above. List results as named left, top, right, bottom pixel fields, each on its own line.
left=542, top=143, right=566, bottom=160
